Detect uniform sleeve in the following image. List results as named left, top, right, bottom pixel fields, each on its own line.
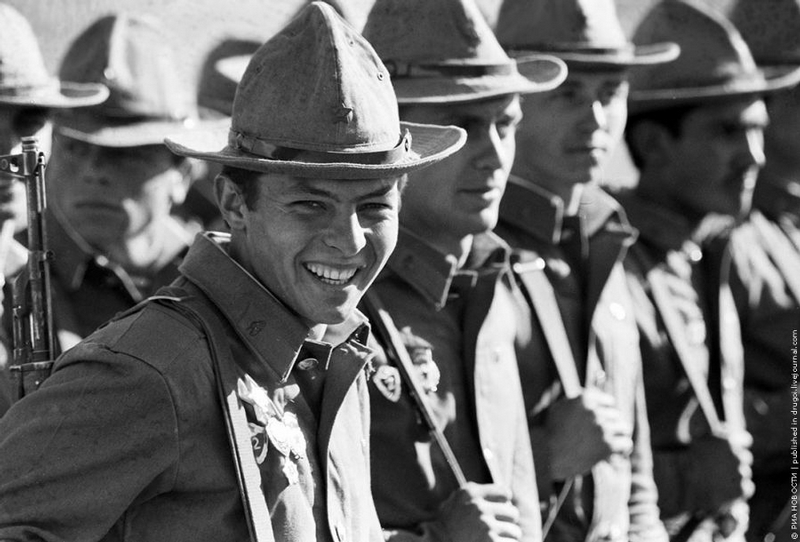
left=627, top=366, right=669, bottom=542
left=0, top=343, right=180, bottom=542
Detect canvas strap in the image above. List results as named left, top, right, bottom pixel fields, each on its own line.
left=646, top=266, right=724, bottom=435
left=361, top=289, right=468, bottom=488
left=512, top=259, right=582, bottom=398
left=751, top=211, right=800, bottom=307
left=154, top=292, right=276, bottom=542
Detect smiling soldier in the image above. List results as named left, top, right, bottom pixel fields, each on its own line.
left=0, top=3, right=465, bottom=541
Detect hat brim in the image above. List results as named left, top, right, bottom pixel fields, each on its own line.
left=628, top=64, right=800, bottom=113
left=510, top=42, right=680, bottom=68
left=394, top=55, right=567, bottom=104
left=164, top=121, right=467, bottom=179
left=0, top=82, right=109, bottom=109
left=57, top=116, right=230, bottom=148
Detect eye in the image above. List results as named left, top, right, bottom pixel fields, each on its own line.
left=291, top=200, right=327, bottom=213
left=495, top=115, right=521, bottom=139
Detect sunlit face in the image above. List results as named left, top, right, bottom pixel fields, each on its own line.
left=657, top=98, right=768, bottom=220
left=47, top=134, right=186, bottom=251
left=0, top=105, right=51, bottom=228
left=515, top=69, right=629, bottom=195
left=397, top=94, right=521, bottom=249
left=222, top=173, right=402, bottom=325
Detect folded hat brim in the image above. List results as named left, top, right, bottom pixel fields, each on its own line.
left=0, top=82, right=109, bottom=109
left=57, top=116, right=230, bottom=148
left=512, top=42, right=680, bottom=68
left=164, top=121, right=467, bottom=179
left=628, top=64, right=800, bottom=113
left=394, top=55, right=567, bottom=104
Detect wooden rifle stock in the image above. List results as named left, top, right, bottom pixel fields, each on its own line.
left=2, top=137, right=56, bottom=402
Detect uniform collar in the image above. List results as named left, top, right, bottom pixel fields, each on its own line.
left=48, top=206, right=190, bottom=298
left=384, top=227, right=510, bottom=310
left=752, top=176, right=800, bottom=223
left=617, top=190, right=698, bottom=254
left=500, top=175, right=626, bottom=244
left=180, top=232, right=370, bottom=383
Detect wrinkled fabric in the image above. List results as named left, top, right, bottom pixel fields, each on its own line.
left=365, top=228, right=541, bottom=542
left=496, top=178, right=666, bottom=542
left=620, top=192, right=749, bottom=542
left=0, top=232, right=383, bottom=542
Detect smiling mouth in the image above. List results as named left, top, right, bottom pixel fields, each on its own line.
left=304, top=263, right=360, bottom=286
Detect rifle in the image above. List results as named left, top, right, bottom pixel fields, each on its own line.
left=1, top=137, right=56, bottom=402
left=362, top=289, right=468, bottom=488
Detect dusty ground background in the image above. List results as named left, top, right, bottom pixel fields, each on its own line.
left=9, top=0, right=739, bottom=186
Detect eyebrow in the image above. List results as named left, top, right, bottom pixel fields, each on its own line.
left=287, top=181, right=397, bottom=202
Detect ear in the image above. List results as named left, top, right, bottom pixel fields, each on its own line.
left=627, top=119, right=674, bottom=170
left=215, top=174, right=247, bottom=231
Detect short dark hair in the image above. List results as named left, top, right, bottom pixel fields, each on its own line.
left=218, top=166, right=262, bottom=209
left=624, top=105, right=698, bottom=169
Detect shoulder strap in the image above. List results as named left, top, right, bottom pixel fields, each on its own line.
left=361, top=289, right=467, bottom=488
left=154, top=291, right=275, bottom=542
left=750, top=211, right=800, bottom=306
left=511, top=258, right=582, bottom=398
left=646, top=265, right=724, bottom=436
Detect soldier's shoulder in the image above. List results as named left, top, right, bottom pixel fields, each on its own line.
left=71, top=299, right=210, bottom=374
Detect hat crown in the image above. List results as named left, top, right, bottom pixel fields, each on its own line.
left=232, top=1, right=401, bottom=153
left=0, top=4, right=52, bottom=90
left=363, top=0, right=511, bottom=67
left=730, top=0, right=800, bottom=65
left=59, top=13, right=194, bottom=122
left=496, top=0, right=628, bottom=52
left=630, top=0, right=760, bottom=94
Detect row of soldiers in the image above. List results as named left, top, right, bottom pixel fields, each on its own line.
left=0, top=0, right=797, bottom=541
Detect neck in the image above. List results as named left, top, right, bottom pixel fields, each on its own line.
left=634, top=179, right=703, bottom=231
left=101, top=218, right=184, bottom=276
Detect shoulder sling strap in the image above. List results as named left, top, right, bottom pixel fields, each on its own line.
left=156, top=293, right=276, bottom=542
left=512, top=259, right=582, bottom=398
left=750, top=211, right=800, bottom=307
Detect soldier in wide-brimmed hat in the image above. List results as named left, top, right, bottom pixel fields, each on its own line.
left=0, top=3, right=465, bottom=540
left=31, top=13, right=227, bottom=354
left=492, top=0, right=677, bottom=540
left=358, top=0, right=565, bottom=540
left=0, top=3, right=108, bottom=415
left=723, top=1, right=800, bottom=539
left=619, top=1, right=800, bottom=540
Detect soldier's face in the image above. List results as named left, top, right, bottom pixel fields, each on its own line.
left=47, top=135, right=187, bottom=251
left=0, top=105, right=51, bottom=228
left=223, top=174, right=401, bottom=326
left=397, top=95, right=521, bottom=251
left=515, top=69, right=628, bottom=196
left=658, top=98, right=768, bottom=220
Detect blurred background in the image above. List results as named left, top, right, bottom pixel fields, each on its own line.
left=8, top=0, right=737, bottom=187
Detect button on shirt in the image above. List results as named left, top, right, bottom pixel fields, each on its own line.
left=0, top=232, right=382, bottom=542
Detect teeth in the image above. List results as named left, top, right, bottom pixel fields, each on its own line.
left=305, top=263, right=358, bottom=284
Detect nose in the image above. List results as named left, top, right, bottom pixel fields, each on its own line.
left=743, top=127, right=765, bottom=170
left=472, top=122, right=507, bottom=173
left=587, top=100, right=608, bottom=131
left=83, top=147, right=113, bottom=187
left=324, top=210, right=366, bottom=257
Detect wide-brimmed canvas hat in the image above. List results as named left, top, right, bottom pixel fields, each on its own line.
left=361, top=0, right=567, bottom=104
left=165, top=2, right=466, bottom=179
left=55, top=13, right=221, bottom=148
left=0, top=3, right=108, bottom=108
left=730, top=0, right=800, bottom=74
left=197, top=39, right=262, bottom=119
left=495, top=0, right=679, bottom=69
left=628, top=0, right=800, bottom=113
